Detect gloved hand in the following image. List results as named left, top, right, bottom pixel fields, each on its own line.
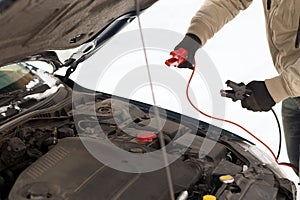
left=174, top=33, right=202, bottom=69
left=241, top=81, right=275, bottom=111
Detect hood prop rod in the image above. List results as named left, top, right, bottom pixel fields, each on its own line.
left=135, top=1, right=175, bottom=200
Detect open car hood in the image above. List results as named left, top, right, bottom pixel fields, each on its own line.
left=0, top=0, right=157, bottom=66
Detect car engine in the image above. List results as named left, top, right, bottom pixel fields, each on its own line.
left=0, top=71, right=295, bottom=199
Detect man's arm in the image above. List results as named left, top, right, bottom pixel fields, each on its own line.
left=187, top=0, right=253, bottom=45
left=265, top=58, right=300, bottom=103
left=173, top=0, right=254, bottom=69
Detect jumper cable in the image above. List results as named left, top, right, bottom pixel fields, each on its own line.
left=166, top=48, right=299, bottom=172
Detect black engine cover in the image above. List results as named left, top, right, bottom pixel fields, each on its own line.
left=9, top=137, right=200, bottom=200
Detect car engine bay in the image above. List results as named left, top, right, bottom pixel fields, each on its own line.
left=0, top=65, right=295, bottom=200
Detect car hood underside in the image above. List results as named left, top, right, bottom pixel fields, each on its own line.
left=0, top=0, right=157, bottom=66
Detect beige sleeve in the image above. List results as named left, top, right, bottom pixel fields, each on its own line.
left=187, top=0, right=253, bottom=45
left=265, top=58, right=300, bottom=103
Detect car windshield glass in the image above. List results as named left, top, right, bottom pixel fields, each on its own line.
left=0, top=64, right=33, bottom=94
left=0, top=62, right=55, bottom=95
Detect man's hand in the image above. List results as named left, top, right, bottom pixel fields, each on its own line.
left=174, top=34, right=202, bottom=69
left=241, top=81, right=275, bottom=111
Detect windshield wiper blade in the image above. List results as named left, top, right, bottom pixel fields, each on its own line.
left=0, top=89, right=23, bottom=98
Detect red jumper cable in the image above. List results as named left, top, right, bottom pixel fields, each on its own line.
left=165, top=48, right=299, bottom=172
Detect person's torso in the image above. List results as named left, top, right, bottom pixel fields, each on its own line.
left=262, top=0, right=300, bottom=71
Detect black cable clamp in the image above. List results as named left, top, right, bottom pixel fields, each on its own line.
left=220, top=80, right=252, bottom=102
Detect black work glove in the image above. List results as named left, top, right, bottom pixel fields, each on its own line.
left=241, top=81, right=275, bottom=112
left=174, top=33, right=202, bottom=69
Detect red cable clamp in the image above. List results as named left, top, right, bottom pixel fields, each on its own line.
left=165, top=48, right=188, bottom=67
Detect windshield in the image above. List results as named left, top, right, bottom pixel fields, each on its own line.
left=0, top=61, right=63, bottom=124
left=0, top=64, right=33, bottom=94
